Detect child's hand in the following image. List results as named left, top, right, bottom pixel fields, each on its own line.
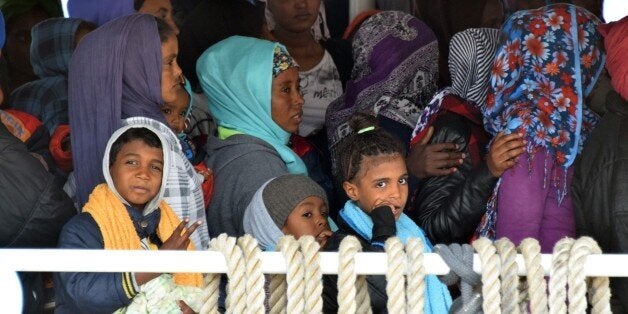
left=407, top=127, right=465, bottom=179
left=487, top=132, right=526, bottom=177
left=160, top=219, right=203, bottom=251
left=316, top=230, right=333, bottom=248
left=177, top=300, right=197, bottom=314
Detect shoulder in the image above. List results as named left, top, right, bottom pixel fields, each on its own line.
left=58, top=213, right=103, bottom=249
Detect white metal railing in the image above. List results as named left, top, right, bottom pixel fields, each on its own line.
left=1, top=249, right=628, bottom=312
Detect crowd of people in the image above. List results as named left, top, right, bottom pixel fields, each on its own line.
left=0, top=0, right=626, bottom=312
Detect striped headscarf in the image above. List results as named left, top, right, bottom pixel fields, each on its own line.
left=411, top=28, right=500, bottom=151
left=485, top=3, right=605, bottom=168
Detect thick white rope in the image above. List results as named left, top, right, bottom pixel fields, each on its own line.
left=385, top=237, right=406, bottom=314
left=298, top=236, right=323, bottom=314
left=237, top=235, right=265, bottom=314
left=209, top=234, right=247, bottom=314
left=519, top=238, right=548, bottom=314
left=199, top=270, right=220, bottom=314
left=268, top=272, right=286, bottom=314
left=405, top=237, right=425, bottom=313
left=495, top=238, right=520, bottom=314
left=568, top=236, right=611, bottom=314
left=355, top=271, right=373, bottom=314
left=472, top=238, right=501, bottom=314
left=548, top=237, right=573, bottom=314
left=337, top=236, right=360, bottom=313
left=277, top=236, right=305, bottom=314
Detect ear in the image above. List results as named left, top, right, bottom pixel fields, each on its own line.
left=343, top=181, right=359, bottom=201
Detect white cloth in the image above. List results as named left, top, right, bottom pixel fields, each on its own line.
left=298, top=51, right=343, bottom=136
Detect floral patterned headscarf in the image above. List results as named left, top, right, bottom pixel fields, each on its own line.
left=485, top=3, right=605, bottom=168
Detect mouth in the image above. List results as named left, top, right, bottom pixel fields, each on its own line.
left=294, top=13, right=312, bottom=20
left=292, top=112, right=303, bottom=124
left=131, top=186, right=150, bottom=194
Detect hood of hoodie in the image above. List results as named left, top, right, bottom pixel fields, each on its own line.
left=102, top=117, right=177, bottom=216
left=31, top=17, right=83, bottom=78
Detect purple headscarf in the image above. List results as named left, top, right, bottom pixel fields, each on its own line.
left=68, top=0, right=133, bottom=26
left=325, top=11, right=438, bottom=169
left=69, top=14, right=167, bottom=207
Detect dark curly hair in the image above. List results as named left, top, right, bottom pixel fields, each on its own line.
left=337, top=113, right=404, bottom=183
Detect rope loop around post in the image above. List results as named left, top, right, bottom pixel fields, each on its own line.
left=568, top=236, right=611, bottom=314
left=385, top=237, right=406, bottom=313
left=298, top=236, right=323, bottom=314
left=548, top=237, right=574, bottom=314
left=337, top=236, right=361, bottom=313
left=236, top=235, right=265, bottom=314
left=405, top=237, right=425, bottom=313
left=277, top=235, right=305, bottom=314
left=208, top=234, right=247, bottom=314
left=495, top=238, right=520, bottom=314
left=472, top=237, right=501, bottom=314
left=519, top=238, right=548, bottom=314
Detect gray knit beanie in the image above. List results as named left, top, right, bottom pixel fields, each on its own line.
left=262, top=174, right=328, bottom=228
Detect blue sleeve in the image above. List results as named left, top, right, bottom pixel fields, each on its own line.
left=54, top=213, right=137, bottom=313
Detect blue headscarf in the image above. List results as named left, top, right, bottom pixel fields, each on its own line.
left=67, top=0, right=133, bottom=26
left=69, top=14, right=167, bottom=207
left=196, top=36, right=307, bottom=174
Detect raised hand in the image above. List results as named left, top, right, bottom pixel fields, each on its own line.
left=407, top=127, right=465, bottom=179
left=487, top=132, right=526, bottom=177
left=160, top=219, right=203, bottom=251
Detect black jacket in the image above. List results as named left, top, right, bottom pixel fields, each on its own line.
left=322, top=213, right=395, bottom=313
left=572, top=90, right=628, bottom=312
left=0, top=122, right=74, bottom=247
left=406, top=111, right=497, bottom=244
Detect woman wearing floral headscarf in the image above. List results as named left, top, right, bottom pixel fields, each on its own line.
left=481, top=3, right=606, bottom=252
left=326, top=11, right=439, bottom=175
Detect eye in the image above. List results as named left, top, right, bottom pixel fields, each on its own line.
left=179, top=110, right=187, bottom=117
left=399, top=177, right=408, bottom=185
left=161, top=108, right=172, bottom=115
left=151, top=164, right=163, bottom=172
left=281, top=86, right=290, bottom=93
left=302, top=211, right=313, bottom=218
left=375, top=181, right=387, bottom=188
left=125, top=160, right=139, bottom=166
left=321, top=211, right=329, bottom=218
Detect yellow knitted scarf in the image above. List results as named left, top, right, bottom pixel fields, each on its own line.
left=83, top=184, right=203, bottom=287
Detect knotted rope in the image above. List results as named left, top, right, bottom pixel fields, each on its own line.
left=472, top=238, right=501, bottom=313
left=385, top=237, right=406, bottom=313
left=237, top=235, right=265, bottom=314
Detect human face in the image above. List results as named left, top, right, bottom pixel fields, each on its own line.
left=110, top=139, right=164, bottom=210
left=161, top=35, right=183, bottom=104
left=267, top=0, right=321, bottom=33
left=343, top=154, right=409, bottom=220
left=271, top=67, right=304, bottom=133
left=281, top=196, right=331, bottom=247
left=138, top=0, right=180, bottom=35
left=161, top=89, right=188, bottom=133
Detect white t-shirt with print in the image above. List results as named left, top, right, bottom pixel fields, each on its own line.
left=298, top=50, right=343, bottom=136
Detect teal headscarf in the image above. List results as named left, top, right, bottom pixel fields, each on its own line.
left=197, top=36, right=307, bottom=174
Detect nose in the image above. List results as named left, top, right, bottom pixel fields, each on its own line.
left=136, top=166, right=150, bottom=180
left=293, top=89, right=304, bottom=108
left=295, top=0, right=307, bottom=9
left=389, top=183, right=401, bottom=199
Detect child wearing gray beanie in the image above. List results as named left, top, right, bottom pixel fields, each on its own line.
left=243, top=174, right=332, bottom=250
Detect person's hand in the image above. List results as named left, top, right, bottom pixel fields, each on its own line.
left=316, top=230, right=333, bottom=248
left=160, top=219, right=203, bottom=251
left=178, top=300, right=197, bottom=314
left=407, top=127, right=465, bottom=179
left=487, top=132, right=526, bottom=177
left=370, top=204, right=397, bottom=242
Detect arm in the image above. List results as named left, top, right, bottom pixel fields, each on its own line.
left=54, top=214, right=137, bottom=313
left=408, top=116, right=497, bottom=244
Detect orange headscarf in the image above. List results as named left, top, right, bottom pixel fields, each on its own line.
left=598, top=15, right=628, bottom=101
